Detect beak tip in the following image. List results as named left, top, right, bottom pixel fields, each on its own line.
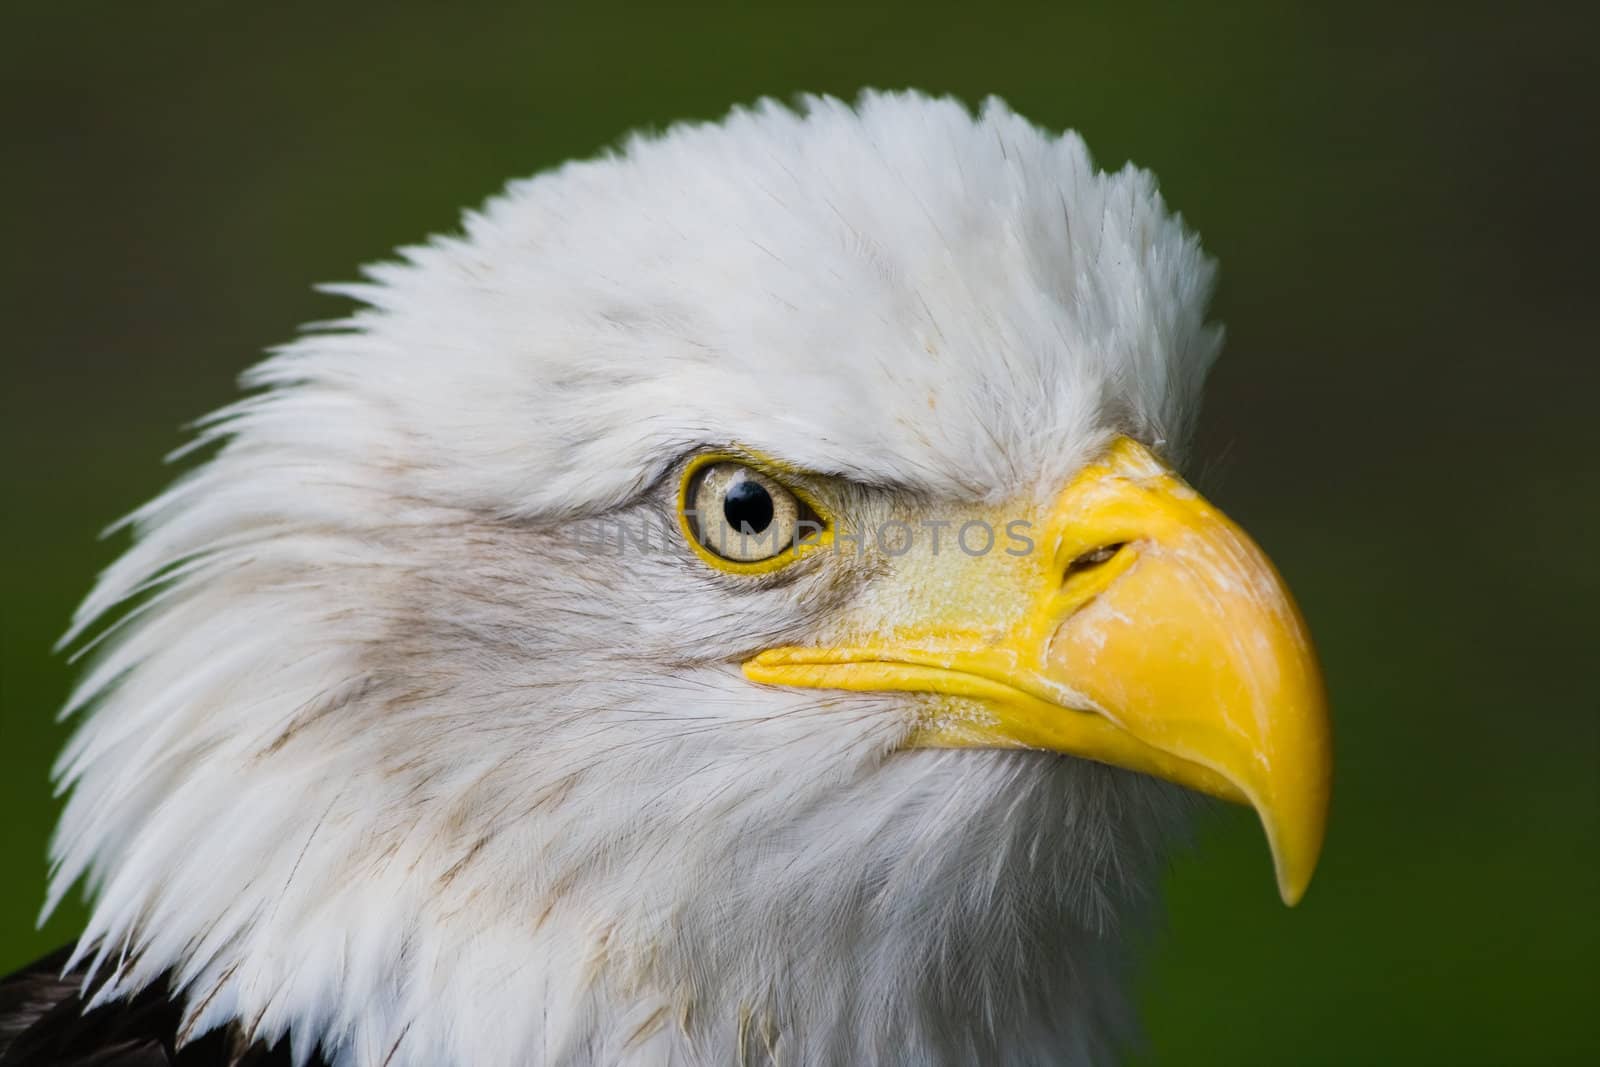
left=1265, top=801, right=1327, bottom=908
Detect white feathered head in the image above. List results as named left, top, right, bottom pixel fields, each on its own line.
left=47, top=92, right=1330, bottom=1066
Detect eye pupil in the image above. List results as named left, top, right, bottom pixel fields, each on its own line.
left=723, top=477, right=774, bottom=534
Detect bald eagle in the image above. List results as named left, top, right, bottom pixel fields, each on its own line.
left=1, top=91, right=1330, bottom=1066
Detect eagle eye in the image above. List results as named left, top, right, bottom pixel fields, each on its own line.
left=680, top=459, right=825, bottom=568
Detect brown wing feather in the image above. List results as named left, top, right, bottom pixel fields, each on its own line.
left=0, top=945, right=319, bottom=1067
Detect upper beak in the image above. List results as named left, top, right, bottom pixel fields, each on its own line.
left=744, top=437, right=1332, bottom=905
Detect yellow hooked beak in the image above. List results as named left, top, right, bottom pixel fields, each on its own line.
left=744, top=437, right=1331, bottom=905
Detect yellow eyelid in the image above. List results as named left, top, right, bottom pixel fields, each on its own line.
left=676, top=450, right=835, bottom=575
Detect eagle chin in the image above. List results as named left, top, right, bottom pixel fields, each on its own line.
left=2, top=91, right=1330, bottom=1067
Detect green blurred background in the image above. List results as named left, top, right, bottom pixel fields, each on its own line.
left=3, top=1, right=1594, bottom=1062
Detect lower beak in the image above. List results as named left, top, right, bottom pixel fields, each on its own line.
left=744, top=437, right=1332, bottom=905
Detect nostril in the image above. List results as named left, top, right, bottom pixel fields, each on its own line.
left=1063, top=542, right=1126, bottom=581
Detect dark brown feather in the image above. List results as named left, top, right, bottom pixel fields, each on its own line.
left=0, top=946, right=321, bottom=1067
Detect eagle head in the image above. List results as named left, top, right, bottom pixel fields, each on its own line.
left=46, top=92, right=1330, bottom=1066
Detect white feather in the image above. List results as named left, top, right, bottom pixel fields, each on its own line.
left=49, top=90, right=1220, bottom=1065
